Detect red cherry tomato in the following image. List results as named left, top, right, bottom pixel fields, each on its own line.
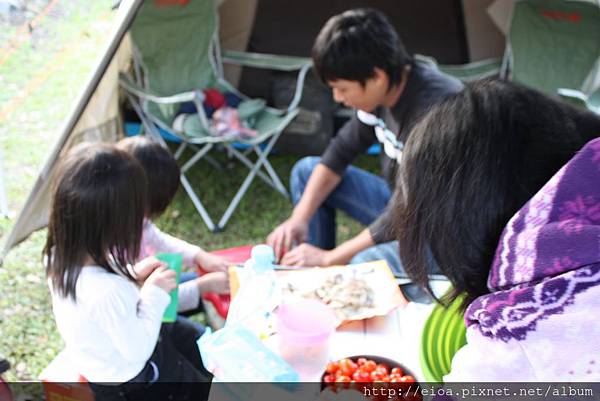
left=370, top=370, right=386, bottom=381
left=323, top=374, right=335, bottom=383
left=352, top=370, right=371, bottom=382
left=390, top=367, right=403, bottom=376
left=326, top=361, right=340, bottom=374
left=376, top=364, right=389, bottom=374
left=336, top=375, right=351, bottom=389
left=363, top=360, right=377, bottom=372
left=339, top=358, right=358, bottom=376
left=399, top=375, right=416, bottom=383
left=356, top=357, right=368, bottom=366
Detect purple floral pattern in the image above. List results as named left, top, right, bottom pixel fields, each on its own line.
left=466, top=138, right=600, bottom=342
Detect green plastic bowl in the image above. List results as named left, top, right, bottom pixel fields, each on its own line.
left=419, top=294, right=467, bottom=383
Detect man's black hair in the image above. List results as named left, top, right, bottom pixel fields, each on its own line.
left=312, top=8, right=412, bottom=88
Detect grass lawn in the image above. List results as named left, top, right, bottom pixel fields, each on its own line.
left=0, top=1, right=378, bottom=381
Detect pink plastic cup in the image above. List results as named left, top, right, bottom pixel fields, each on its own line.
left=276, top=297, right=337, bottom=377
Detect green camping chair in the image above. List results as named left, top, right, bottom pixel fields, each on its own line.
left=506, top=0, right=600, bottom=112
left=120, top=0, right=311, bottom=232
left=423, top=0, right=600, bottom=114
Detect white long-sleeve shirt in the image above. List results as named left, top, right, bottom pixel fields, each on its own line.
left=140, top=220, right=202, bottom=312
left=50, top=266, right=170, bottom=382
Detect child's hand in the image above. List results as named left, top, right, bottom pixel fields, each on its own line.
left=194, top=251, right=231, bottom=273
left=195, top=271, right=230, bottom=295
left=144, top=266, right=177, bottom=293
left=133, top=256, right=165, bottom=283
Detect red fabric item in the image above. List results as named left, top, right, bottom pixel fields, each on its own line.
left=199, top=245, right=254, bottom=318
left=210, top=244, right=253, bottom=264
left=203, top=88, right=226, bottom=110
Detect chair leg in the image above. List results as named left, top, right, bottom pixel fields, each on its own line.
left=185, top=143, right=224, bottom=171
left=180, top=173, right=217, bottom=232
left=225, top=145, right=281, bottom=192
left=253, top=142, right=288, bottom=198
left=181, top=144, right=213, bottom=173
left=216, top=130, right=284, bottom=230
left=174, top=142, right=188, bottom=159
left=216, top=153, right=264, bottom=230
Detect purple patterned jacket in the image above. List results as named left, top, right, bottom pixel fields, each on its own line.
left=445, top=138, right=600, bottom=381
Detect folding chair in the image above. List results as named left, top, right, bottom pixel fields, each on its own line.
left=505, top=0, right=600, bottom=112
left=422, top=0, right=600, bottom=114
left=120, top=0, right=311, bottom=232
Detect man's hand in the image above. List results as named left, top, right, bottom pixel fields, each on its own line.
left=194, top=251, right=230, bottom=273
left=280, top=243, right=332, bottom=267
left=266, top=217, right=309, bottom=262
left=133, top=256, right=165, bottom=283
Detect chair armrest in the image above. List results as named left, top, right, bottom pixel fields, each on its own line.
left=119, top=73, right=198, bottom=104
left=415, top=54, right=502, bottom=82
left=222, top=51, right=312, bottom=113
left=438, top=58, right=502, bottom=82
left=222, top=50, right=312, bottom=72
left=558, top=87, right=600, bottom=114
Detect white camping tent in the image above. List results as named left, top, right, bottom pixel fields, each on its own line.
left=1, top=0, right=508, bottom=262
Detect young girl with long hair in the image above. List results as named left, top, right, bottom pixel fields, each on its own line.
left=45, top=143, right=210, bottom=400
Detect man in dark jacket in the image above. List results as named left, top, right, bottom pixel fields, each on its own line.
left=267, top=8, right=463, bottom=297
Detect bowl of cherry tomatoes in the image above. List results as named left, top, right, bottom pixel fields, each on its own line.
left=321, top=355, right=421, bottom=401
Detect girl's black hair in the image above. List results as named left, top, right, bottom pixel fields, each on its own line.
left=117, top=136, right=180, bottom=218
left=393, top=79, right=600, bottom=309
left=312, top=8, right=412, bottom=88
left=44, top=143, right=148, bottom=300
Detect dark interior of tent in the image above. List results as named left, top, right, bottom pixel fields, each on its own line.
left=239, top=0, right=468, bottom=154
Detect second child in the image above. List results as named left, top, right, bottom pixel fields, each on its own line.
left=117, top=136, right=230, bottom=313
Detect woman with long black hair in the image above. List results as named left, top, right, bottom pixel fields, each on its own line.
left=393, top=79, right=600, bottom=380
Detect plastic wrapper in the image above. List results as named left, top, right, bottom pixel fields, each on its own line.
left=197, top=322, right=299, bottom=382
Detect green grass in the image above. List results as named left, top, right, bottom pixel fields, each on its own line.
left=0, top=1, right=379, bottom=382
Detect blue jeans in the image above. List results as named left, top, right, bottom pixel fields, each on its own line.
left=290, top=156, right=437, bottom=303
left=291, top=156, right=392, bottom=250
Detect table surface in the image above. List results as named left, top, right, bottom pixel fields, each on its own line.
left=226, top=261, right=450, bottom=383
left=262, top=301, right=435, bottom=381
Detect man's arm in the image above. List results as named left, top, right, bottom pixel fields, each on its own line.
left=325, top=228, right=374, bottom=265
left=291, top=163, right=341, bottom=222
left=268, top=114, right=376, bottom=262
left=267, top=163, right=341, bottom=261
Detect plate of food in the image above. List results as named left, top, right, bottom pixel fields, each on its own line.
left=277, top=260, right=405, bottom=325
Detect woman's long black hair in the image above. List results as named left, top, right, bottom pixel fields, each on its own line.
left=44, top=143, right=148, bottom=301
left=394, top=79, right=600, bottom=309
